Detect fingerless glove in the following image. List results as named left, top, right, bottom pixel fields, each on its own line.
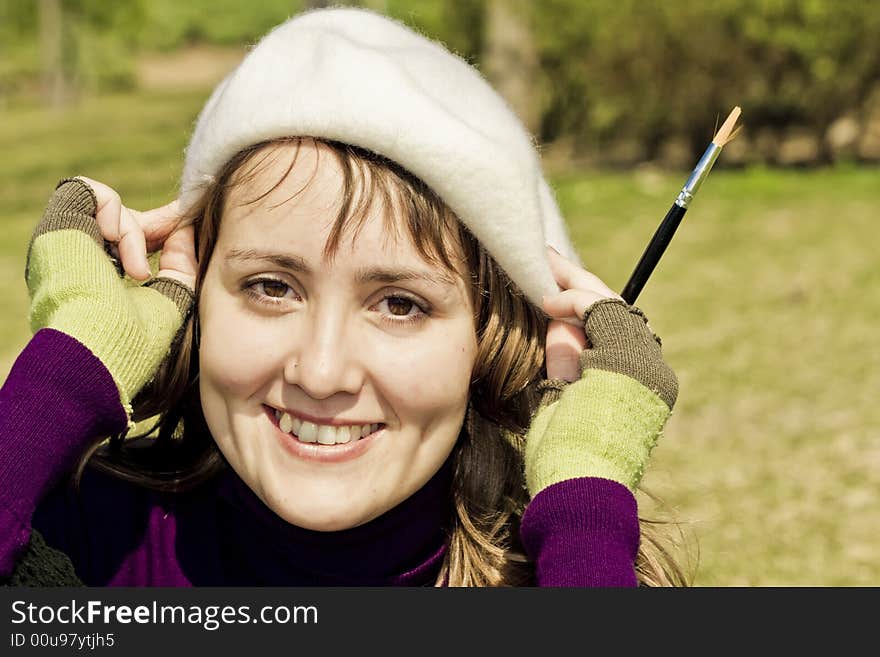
left=525, top=298, right=678, bottom=495
left=25, top=178, right=194, bottom=429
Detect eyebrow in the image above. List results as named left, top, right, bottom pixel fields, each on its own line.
left=224, top=247, right=459, bottom=288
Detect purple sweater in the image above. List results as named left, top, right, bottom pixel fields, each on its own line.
left=0, top=329, right=640, bottom=587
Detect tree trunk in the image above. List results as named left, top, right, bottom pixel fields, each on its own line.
left=39, top=0, right=66, bottom=107
left=482, top=0, right=541, bottom=137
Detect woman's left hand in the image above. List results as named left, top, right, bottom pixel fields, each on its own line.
left=524, top=245, right=678, bottom=496
left=541, top=246, right=622, bottom=381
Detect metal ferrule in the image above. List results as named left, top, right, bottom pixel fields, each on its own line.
left=675, top=142, right=722, bottom=208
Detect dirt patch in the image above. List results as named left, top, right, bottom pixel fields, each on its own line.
left=136, top=45, right=248, bottom=91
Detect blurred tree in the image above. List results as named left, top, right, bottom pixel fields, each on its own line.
left=63, top=0, right=144, bottom=93
left=135, top=0, right=304, bottom=49
left=0, top=0, right=55, bottom=102
left=38, top=0, right=66, bottom=106
left=384, top=0, right=484, bottom=62
left=530, top=0, right=880, bottom=163
left=482, top=0, right=540, bottom=135
left=2, top=0, right=879, bottom=164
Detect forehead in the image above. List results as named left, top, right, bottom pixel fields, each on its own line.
left=227, top=141, right=345, bottom=224
left=219, top=140, right=465, bottom=272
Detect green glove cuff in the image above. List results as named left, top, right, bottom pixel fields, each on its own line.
left=25, top=178, right=194, bottom=427
left=525, top=299, right=678, bottom=495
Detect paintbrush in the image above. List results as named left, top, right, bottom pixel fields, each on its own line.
left=621, top=106, right=742, bottom=305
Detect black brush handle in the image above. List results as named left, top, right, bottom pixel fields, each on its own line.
left=621, top=202, right=687, bottom=305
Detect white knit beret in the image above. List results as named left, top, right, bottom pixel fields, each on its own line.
left=180, top=7, right=578, bottom=307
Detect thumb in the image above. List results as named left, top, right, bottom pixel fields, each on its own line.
left=545, top=319, right=587, bottom=382
left=157, top=224, right=197, bottom=290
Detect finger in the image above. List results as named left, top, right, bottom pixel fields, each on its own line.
left=76, top=176, right=151, bottom=280
left=116, top=218, right=152, bottom=281
left=75, top=176, right=122, bottom=241
left=134, top=199, right=184, bottom=252
left=545, top=245, right=619, bottom=298
left=545, top=319, right=587, bottom=382
left=157, top=224, right=197, bottom=290
left=543, top=288, right=614, bottom=322
left=101, top=205, right=151, bottom=280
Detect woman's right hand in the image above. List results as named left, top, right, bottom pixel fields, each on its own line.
left=25, top=178, right=197, bottom=427
left=74, top=176, right=196, bottom=289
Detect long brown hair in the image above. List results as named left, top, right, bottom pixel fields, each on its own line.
left=79, top=137, right=690, bottom=586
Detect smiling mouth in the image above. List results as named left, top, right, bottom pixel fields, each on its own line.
left=267, top=406, right=384, bottom=446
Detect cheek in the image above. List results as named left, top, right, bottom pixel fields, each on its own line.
left=198, top=281, right=282, bottom=396
left=368, top=328, right=476, bottom=413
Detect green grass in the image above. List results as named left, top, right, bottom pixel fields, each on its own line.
left=555, top=165, right=880, bottom=585
left=2, top=93, right=879, bottom=585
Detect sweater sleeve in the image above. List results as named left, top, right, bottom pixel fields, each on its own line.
left=0, top=328, right=128, bottom=579
left=519, top=300, right=679, bottom=587
left=519, top=477, right=639, bottom=587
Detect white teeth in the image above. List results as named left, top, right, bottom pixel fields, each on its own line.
left=275, top=409, right=381, bottom=445
left=316, top=425, right=337, bottom=445
left=298, top=420, right=318, bottom=443
left=279, top=412, right=293, bottom=433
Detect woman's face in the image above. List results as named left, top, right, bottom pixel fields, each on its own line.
left=198, top=141, right=478, bottom=531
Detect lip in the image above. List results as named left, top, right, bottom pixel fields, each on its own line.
left=263, top=404, right=383, bottom=464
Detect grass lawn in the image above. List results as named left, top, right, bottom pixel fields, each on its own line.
left=2, top=92, right=878, bottom=585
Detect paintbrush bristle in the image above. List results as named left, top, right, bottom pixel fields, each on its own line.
left=712, top=106, right=742, bottom=147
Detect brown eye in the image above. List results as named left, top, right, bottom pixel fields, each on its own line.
left=386, top=296, right=414, bottom=316
left=261, top=280, right=289, bottom=298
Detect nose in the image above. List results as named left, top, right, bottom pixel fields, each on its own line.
left=283, top=304, right=365, bottom=399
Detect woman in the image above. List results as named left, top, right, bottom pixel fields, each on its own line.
left=0, top=7, right=685, bottom=586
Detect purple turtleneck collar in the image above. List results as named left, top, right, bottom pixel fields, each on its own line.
left=199, top=453, right=455, bottom=586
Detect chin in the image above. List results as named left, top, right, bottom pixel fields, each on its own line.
left=265, top=493, right=374, bottom=533
left=295, top=516, right=362, bottom=533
